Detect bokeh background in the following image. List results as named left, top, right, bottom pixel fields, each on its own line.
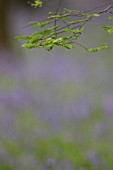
left=0, top=0, right=113, bottom=169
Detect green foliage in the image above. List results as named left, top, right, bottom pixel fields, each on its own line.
left=31, top=0, right=42, bottom=7
left=101, top=26, right=113, bottom=34
left=28, top=21, right=51, bottom=28
left=99, top=15, right=113, bottom=43
left=108, top=16, right=113, bottom=20
left=86, top=44, right=109, bottom=52
left=16, top=1, right=113, bottom=52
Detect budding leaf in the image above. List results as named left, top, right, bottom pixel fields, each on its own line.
left=86, top=44, right=109, bottom=52
left=31, top=0, right=42, bottom=8
left=22, top=43, right=39, bottom=49
left=108, top=16, right=113, bottom=20
left=15, top=35, right=32, bottom=40
left=63, top=44, right=74, bottom=49
left=28, top=21, right=51, bottom=28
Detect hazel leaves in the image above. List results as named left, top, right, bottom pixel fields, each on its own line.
left=16, top=4, right=113, bottom=52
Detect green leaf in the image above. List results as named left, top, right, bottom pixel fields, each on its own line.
left=15, top=35, right=32, bottom=40
left=29, top=36, right=41, bottom=43
left=28, top=21, right=51, bottom=28
left=63, top=43, right=74, bottom=49
left=52, top=37, right=70, bottom=46
left=101, top=26, right=112, bottom=30
left=45, top=37, right=54, bottom=44
left=69, top=20, right=85, bottom=25
left=100, top=44, right=109, bottom=50
left=82, top=13, right=100, bottom=17
left=31, top=0, right=42, bottom=8
left=91, top=13, right=100, bottom=17
left=45, top=44, right=53, bottom=51
left=64, top=28, right=84, bottom=34
left=33, top=29, right=53, bottom=36
left=108, top=28, right=113, bottom=34
left=48, top=15, right=61, bottom=19
left=63, top=8, right=79, bottom=13
left=86, top=48, right=98, bottom=52
left=101, top=26, right=113, bottom=34
left=22, top=43, right=39, bottom=49
left=108, top=16, right=113, bottom=20
left=86, top=44, right=109, bottom=52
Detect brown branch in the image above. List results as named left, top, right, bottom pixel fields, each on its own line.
left=54, top=0, right=63, bottom=37
left=55, top=0, right=63, bottom=14
left=82, top=1, right=113, bottom=13
left=98, top=5, right=113, bottom=14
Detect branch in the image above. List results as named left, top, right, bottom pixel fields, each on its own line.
left=16, top=1, right=113, bottom=52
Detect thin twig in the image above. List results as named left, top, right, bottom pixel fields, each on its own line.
left=98, top=5, right=113, bottom=14
left=54, top=0, right=63, bottom=37
left=55, top=0, right=63, bottom=14
left=82, top=1, right=113, bottom=13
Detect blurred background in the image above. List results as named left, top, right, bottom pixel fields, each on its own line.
left=0, top=0, right=113, bottom=169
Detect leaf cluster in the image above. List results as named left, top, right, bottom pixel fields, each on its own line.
left=16, top=1, right=113, bottom=52
left=31, top=0, right=42, bottom=7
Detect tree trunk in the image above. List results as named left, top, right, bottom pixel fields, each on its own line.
left=0, top=0, right=9, bottom=49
